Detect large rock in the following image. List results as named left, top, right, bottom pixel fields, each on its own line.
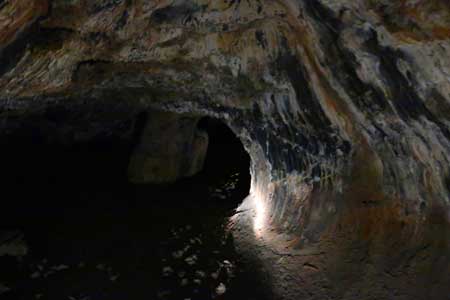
left=128, top=110, right=208, bottom=183
left=0, top=0, right=449, bottom=299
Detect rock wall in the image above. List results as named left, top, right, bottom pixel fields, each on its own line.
left=1, top=0, right=449, bottom=299
left=128, top=110, right=208, bottom=183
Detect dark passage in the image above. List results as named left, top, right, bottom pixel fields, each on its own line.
left=0, top=113, right=270, bottom=300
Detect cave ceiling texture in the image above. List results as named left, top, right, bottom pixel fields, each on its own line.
left=1, top=0, right=450, bottom=299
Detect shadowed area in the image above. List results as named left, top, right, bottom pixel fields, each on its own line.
left=0, top=113, right=270, bottom=300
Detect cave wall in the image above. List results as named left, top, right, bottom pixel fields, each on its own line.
left=1, top=0, right=449, bottom=299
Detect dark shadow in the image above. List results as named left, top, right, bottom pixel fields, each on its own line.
left=0, top=111, right=270, bottom=300
left=195, top=117, right=251, bottom=203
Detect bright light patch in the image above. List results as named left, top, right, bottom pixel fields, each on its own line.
left=252, top=192, right=267, bottom=237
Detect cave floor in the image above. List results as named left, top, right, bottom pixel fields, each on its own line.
left=0, top=146, right=269, bottom=300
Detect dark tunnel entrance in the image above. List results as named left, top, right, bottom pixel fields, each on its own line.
left=0, top=109, right=268, bottom=300
left=193, top=117, right=251, bottom=206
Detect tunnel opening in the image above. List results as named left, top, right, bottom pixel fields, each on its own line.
left=0, top=109, right=267, bottom=300
left=193, top=116, right=251, bottom=206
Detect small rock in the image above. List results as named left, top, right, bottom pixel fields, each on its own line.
left=35, top=294, right=43, bottom=299
left=193, top=279, right=201, bottom=284
left=172, top=250, right=184, bottom=259
left=185, top=254, right=197, bottom=265
left=162, top=266, right=173, bottom=274
left=178, top=271, right=186, bottom=278
left=195, top=270, right=206, bottom=278
left=51, top=264, right=69, bottom=271
left=110, top=274, right=120, bottom=282
left=30, top=271, right=40, bottom=279
left=216, top=283, right=227, bottom=295
left=181, top=278, right=189, bottom=286
left=96, top=264, right=105, bottom=271
left=211, top=272, right=219, bottom=279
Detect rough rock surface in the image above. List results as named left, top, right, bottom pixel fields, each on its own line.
left=1, top=0, right=449, bottom=299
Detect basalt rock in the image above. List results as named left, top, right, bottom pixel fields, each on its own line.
left=1, top=0, right=449, bottom=299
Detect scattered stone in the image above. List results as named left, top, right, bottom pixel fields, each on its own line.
left=96, top=264, right=105, bottom=270
left=211, top=272, right=219, bottom=279
left=110, top=274, right=120, bottom=282
left=162, top=266, right=173, bottom=277
left=181, top=278, right=189, bottom=286
left=35, top=294, right=43, bottom=299
left=216, top=283, right=227, bottom=295
left=195, top=270, right=206, bottom=278
left=194, top=279, right=201, bottom=284
left=185, top=254, right=197, bottom=265
left=172, top=250, right=184, bottom=259
left=78, top=262, right=85, bottom=268
left=30, top=271, right=40, bottom=279
left=177, top=271, right=186, bottom=278
left=51, top=264, right=69, bottom=271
